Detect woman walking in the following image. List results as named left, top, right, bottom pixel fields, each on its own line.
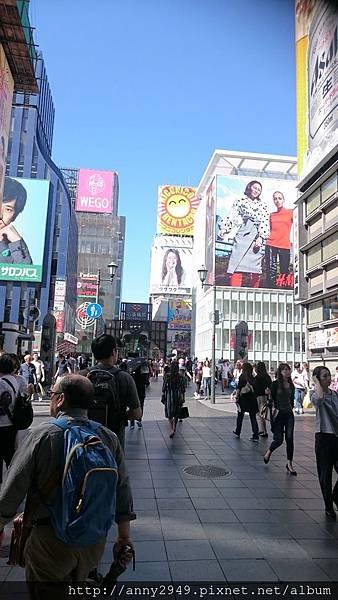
left=162, top=361, right=185, bottom=438
left=311, top=366, right=338, bottom=520
left=263, top=363, right=297, bottom=475
left=233, top=362, right=259, bottom=441
left=254, top=361, right=272, bottom=438
left=202, top=360, right=212, bottom=399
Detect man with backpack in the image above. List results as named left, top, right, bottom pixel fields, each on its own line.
left=0, top=374, right=135, bottom=587
left=86, top=335, right=141, bottom=449
left=0, top=354, right=20, bottom=484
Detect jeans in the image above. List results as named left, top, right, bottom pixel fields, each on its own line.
left=203, top=377, right=211, bottom=397
left=269, top=412, right=294, bottom=461
left=294, top=388, right=304, bottom=411
left=315, top=433, right=338, bottom=511
left=234, top=410, right=259, bottom=439
left=265, top=246, right=290, bottom=286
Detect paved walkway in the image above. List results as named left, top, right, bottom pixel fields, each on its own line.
left=0, top=377, right=337, bottom=585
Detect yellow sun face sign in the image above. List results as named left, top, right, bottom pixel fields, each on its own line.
left=157, top=186, right=199, bottom=236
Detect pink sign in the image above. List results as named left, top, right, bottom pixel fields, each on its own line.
left=76, top=169, right=114, bottom=213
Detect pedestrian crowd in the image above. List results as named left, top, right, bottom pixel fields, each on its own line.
left=0, top=337, right=337, bottom=596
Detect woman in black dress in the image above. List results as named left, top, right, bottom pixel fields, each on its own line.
left=263, top=363, right=297, bottom=475
left=162, top=361, right=185, bottom=438
left=233, top=362, right=259, bottom=441
left=254, top=361, right=272, bottom=438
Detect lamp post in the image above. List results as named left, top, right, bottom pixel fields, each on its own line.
left=197, top=265, right=217, bottom=404
left=93, top=261, right=118, bottom=341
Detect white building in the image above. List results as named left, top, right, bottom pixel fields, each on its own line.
left=192, top=150, right=305, bottom=373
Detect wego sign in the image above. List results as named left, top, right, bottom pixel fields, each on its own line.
left=75, top=169, right=114, bottom=214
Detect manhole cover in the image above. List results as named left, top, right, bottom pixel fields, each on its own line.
left=183, top=465, right=231, bottom=478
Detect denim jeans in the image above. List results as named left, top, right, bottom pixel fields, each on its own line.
left=269, top=412, right=294, bottom=461
left=203, top=377, right=211, bottom=397
left=234, top=410, right=259, bottom=439
left=294, top=388, right=304, bottom=411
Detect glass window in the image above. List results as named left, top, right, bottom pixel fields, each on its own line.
left=325, top=202, right=338, bottom=229
left=254, top=331, right=261, bottom=351
left=294, top=332, right=300, bottom=352
left=231, top=300, right=238, bottom=320
left=307, top=244, right=322, bottom=269
left=263, top=331, right=269, bottom=351
left=294, top=304, right=300, bottom=323
left=222, top=328, right=229, bottom=350
left=270, top=331, right=277, bottom=351
left=286, top=303, right=293, bottom=323
left=286, top=332, right=293, bottom=351
left=322, top=235, right=338, bottom=261
left=306, top=188, right=320, bottom=215
left=278, top=332, right=285, bottom=351
left=270, top=303, right=277, bottom=322
left=239, top=300, right=246, bottom=320
left=323, top=295, right=338, bottom=321
left=223, top=299, right=230, bottom=319
left=326, top=264, right=338, bottom=288
left=321, top=173, right=337, bottom=203
left=263, top=302, right=270, bottom=322
left=247, top=301, right=253, bottom=320
left=255, top=302, right=261, bottom=321
left=308, top=301, right=322, bottom=324
left=308, top=215, right=322, bottom=240
left=278, top=301, right=285, bottom=322
left=309, top=271, right=323, bottom=293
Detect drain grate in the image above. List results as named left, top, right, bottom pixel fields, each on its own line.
left=183, top=465, right=231, bottom=478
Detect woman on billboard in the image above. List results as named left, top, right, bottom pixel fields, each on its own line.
left=0, top=177, right=32, bottom=264
left=161, top=248, right=184, bottom=287
left=223, top=180, right=269, bottom=287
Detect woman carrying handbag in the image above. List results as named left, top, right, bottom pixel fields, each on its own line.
left=253, top=361, right=272, bottom=438
left=263, top=363, right=297, bottom=475
left=233, top=362, right=259, bottom=441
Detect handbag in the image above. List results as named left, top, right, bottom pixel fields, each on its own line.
left=7, top=513, right=32, bottom=568
left=178, top=406, right=189, bottom=419
left=2, top=378, right=33, bottom=430
left=303, top=390, right=313, bottom=409
left=259, top=401, right=279, bottom=422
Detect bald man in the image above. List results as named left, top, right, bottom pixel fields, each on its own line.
left=0, top=374, right=135, bottom=586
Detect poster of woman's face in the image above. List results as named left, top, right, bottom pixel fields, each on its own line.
left=215, top=175, right=297, bottom=290
left=150, top=243, right=193, bottom=294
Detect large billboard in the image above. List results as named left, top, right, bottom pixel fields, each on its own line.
left=150, top=237, right=193, bottom=295
left=0, top=177, right=49, bottom=282
left=77, top=275, right=97, bottom=300
left=124, top=303, right=151, bottom=321
left=215, top=175, right=296, bottom=290
left=205, top=178, right=216, bottom=285
left=168, top=299, right=192, bottom=330
left=157, top=186, right=199, bottom=236
left=296, top=0, right=338, bottom=179
left=0, top=45, right=14, bottom=206
left=75, top=169, right=114, bottom=213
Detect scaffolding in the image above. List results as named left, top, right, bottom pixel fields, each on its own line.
left=0, top=0, right=38, bottom=92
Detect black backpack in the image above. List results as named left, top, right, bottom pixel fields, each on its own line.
left=2, top=377, right=33, bottom=430
left=87, top=367, right=122, bottom=434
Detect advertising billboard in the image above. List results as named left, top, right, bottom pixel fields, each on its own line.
left=295, top=0, right=338, bottom=179
left=157, top=186, right=199, bottom=236
left=0, top=46, right=14, bottom=206
left=124, top=303, right=150, bottom=321
left=75, top=169, right=114, bottom=214
left=150, top=237, right=193, bottom=295
left=77, top=275, right=97, bottom=300
left=167, top=329, right=191, bottom=355
left=205, top=178, right=216, bottom=285
left=215, top=175, right=296, bottom=290
left=0, top=177, right=50, bottom=282
left=168, top=299, right=192, bottom=330
left=308, top=326, right=338, bottom=349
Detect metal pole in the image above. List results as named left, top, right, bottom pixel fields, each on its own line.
left=92, top=269, right=100, bottom=365
left=211, top=282, right=216, bottom=404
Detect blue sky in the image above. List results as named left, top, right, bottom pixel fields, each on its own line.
left=30, top=0, right=296, bottom=303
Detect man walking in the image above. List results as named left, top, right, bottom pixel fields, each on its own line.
left=88, top=335, right=141, bottom=448
left=0, top=374, right=135, bottom=588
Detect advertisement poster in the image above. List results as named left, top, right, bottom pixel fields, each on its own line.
left=167, top=329, right=191, bottom=355
left=0, top=45, right=14, bottom=206
left=295, top=0, right=338, bottom=179
left=75, top=169, right=114, bottom=213
left=157, top=186, right=199, bottom=236
left=0, top=177, right=49, bottom=282
left=124, top=303, right=150, bottom=321
left=168, top=299, right=192, bottom=330
left=308, top=326, right=338, bottom=349
left=77, top=275, right=97, bottom=300
left=215, top=175, right=296, bottom=290
left=150, top=238, right=193, bottom=295
left=205, top=178, right=215, bottom=285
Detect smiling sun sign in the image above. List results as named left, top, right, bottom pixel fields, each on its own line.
left=157, top=186, right=200, bottom=236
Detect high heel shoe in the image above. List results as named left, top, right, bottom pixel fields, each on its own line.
left=263, top=453, right=270, bottom=464
left=286, top=464, right=297, bottom=476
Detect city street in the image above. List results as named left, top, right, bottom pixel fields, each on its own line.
left=1, top=377, right=338, bottom=584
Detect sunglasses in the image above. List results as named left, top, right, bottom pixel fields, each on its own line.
left=46, top=390, right=62, bottom=399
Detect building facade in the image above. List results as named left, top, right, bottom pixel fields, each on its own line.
left=192, top=150, right=305, bottom=373
left=295, top=0, right=338, bottom=373
left=1, top=53, right=78, bottom=354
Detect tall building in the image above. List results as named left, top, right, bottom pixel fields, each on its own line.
left=295, top=0, right=338, bottom=372
left=61, top=167, right=125, bottom=355
left=1, top=52, right=78, bottom=356
left=149, top=185, right=199, bottom=357
left=192, top=149, right=305, bottom=374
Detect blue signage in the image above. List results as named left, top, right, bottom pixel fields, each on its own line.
left=86, top=303, right=102, bottom=319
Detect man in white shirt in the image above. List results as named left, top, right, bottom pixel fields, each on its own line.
left=291, top=362, right=306, bottom=414
left=0, top=354, right=19, bottom=484
left=32, top=352, right=45, bottom=401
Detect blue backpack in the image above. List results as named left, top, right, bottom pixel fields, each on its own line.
left=48, top=417, right=118, bottom=547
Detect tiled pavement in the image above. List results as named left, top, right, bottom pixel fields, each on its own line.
left=1, top=378, right=338, bottom=584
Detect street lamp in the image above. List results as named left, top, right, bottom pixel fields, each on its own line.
left=197, top=264, right=217, bottom=404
